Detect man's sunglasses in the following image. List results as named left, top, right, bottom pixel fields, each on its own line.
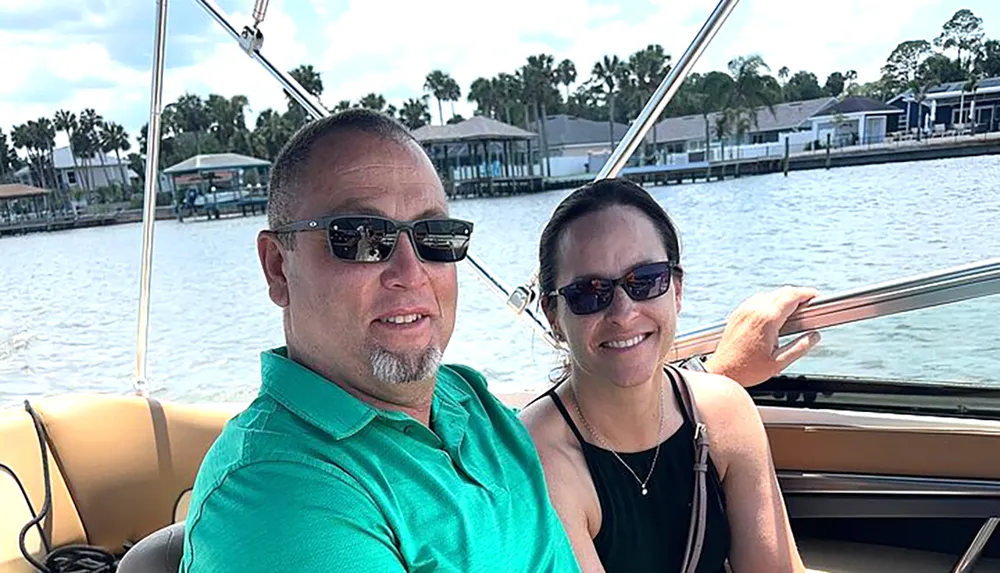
left=545, top=261, right=677, bottom=315
left=272, top=214, right=474, bottom=263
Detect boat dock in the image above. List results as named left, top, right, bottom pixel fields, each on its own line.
left=620, top=131, right=1000, bottom=185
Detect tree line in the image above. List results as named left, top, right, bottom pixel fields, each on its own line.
left=2, top=8, right=997, bottom=201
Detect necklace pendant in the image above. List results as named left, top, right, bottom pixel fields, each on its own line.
left=641, top=487, right=648, bottom=496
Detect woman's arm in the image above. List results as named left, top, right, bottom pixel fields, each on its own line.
left=692, top=373, right=806, bottom=572
left=520, top=404, right=607, bottom=573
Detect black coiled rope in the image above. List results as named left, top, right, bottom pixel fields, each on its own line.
left=18, top=400, right=119, bottom=573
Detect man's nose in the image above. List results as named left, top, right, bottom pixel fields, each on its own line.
left=381, top=231, right=429, bottom=290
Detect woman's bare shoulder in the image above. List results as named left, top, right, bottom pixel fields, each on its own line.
left=679, top=369, right=764, bottom=476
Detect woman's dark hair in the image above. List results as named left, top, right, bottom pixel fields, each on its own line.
left=539, top=178, right=683, bottom=300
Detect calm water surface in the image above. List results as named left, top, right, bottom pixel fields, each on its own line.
left=1, top=156, right=998, bottom=407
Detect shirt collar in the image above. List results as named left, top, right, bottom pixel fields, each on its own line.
left=259, top=347, right=471, bottom=441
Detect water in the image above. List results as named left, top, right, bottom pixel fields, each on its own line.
left=1, top=156, right=998, bottom=407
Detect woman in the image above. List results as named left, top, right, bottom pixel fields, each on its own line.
left=519, top=179, right=805, bottom=573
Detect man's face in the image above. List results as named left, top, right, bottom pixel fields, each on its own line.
left=258, top=133, right=458, bottom=391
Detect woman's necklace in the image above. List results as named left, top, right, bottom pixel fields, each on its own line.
left=570, top=377, right=665, bottom=496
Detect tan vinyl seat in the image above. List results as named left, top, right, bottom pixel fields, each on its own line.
left=0, top=395, right=235, bottom=573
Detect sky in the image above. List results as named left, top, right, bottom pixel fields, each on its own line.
left=2, top=0, right=999, bottom=151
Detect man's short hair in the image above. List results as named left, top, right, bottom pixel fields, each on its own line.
left=266, top=108, right=419, bottom=234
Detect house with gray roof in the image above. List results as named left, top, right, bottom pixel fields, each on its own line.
left=652, top=97, right=836, bottom=153
left=13, top=146, right=137, bottom=191
left=532, top=115, right=638, bottom=157
left=802, top=96, right=904, bottom=145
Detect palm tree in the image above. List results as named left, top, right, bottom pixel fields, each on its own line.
left=522, top=54, right=557, bottom=176
left=442, top=77, right=461, bottom=121
left=358, top=93, right=387, bottom=112
left=100, top=122, right=131, bottom=197
left=493, top=73, right=519, bottom=125
left=556, top=59, right=577, bottom=103
left=78, top=109, right=104, bottom=192
left=35, top=118, right=59, bottom=195
left=778, top=66, right=790, bottom=85
left=725, top=55, right=780, bottom=145
left=628, top=44, right=671, bottom=159
left=400, top=97, right=432, bottom=130
left=252, top=109, right=292, bottom=161
left=424, top=70, right=452, bottom=125
left=468, top=77, right=498, bottom=118
left=0, top=129, right=12, bottom=183
left=54, top=110, right=84, bottom=193
left=592, top=55, right=626, bottom=152
left=286, top=64, right=325, bottom=125
left=690, top=71, right=734, bottom=164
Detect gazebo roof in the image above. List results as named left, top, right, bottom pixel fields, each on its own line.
left=0, top=184, right=48, bottom=200
left=412, top=116, right=537, bottom=144
left=163, top=153, right=271, bottom=175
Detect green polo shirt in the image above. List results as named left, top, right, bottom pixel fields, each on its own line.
left=180, top=347, right=580, bottom=572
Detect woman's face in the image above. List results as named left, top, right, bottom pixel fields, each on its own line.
left=545, top=205, right=682, bottom=388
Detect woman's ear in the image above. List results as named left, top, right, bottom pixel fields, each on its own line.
left=541, top=295, right=564, bottom=341
left=673, top=273, right=683, bottom=315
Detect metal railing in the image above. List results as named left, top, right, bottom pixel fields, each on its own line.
left=672, top=258, right=1000, bottom=360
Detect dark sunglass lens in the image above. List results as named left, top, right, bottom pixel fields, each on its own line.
left=624, top=263, right=672, bottom=300
left=328, top=217, right=396, bottom=262
left=563, top=279, right=613, bottom=315
left=412, top=220, right=473, bottom=262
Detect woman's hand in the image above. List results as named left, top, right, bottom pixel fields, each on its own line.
left=704, top=287, right=821, bottom=387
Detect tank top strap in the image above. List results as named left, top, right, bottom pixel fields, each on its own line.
left=663, top=364, right=695, bottom=427
left=544, top=387, right=590, bottom=449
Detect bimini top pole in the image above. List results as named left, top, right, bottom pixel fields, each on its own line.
left=193, top=0, right=561, bottom=347
left=133, top=0, right=171, bottom=396
left=504, top=0, right=742, bottom=328
left=595, top=0, right=740, bottom=179
left=672, top=257, right=1000, bottom=360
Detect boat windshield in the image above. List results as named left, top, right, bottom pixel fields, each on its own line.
left=751, top=293, right=1000, bottom=419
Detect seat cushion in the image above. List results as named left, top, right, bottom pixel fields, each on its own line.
left=117, top=523, right=185, bottom=573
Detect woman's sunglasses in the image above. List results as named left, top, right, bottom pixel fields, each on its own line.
left=546, top=261, right=677, bottom=315
left=272, top=214, right=474, bottom=263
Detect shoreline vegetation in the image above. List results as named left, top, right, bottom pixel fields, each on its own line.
left=0, top=9, right=998, bottom=220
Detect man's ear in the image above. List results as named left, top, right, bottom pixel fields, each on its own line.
left=258, top=232, right=290, bottom=308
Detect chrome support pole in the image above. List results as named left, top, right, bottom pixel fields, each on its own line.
left=506, top=0, right=741, bottom=324
left=596, top=0, right=741, bottom=179
left=192, top=0, right=559, bottom=346
left=133, top=0, right=170, bottom=397
left=672, top=257, right=1000, bottom=360
left=950, top=517, right=999, bottom=573
left=251, top=0, right=269, bottom=26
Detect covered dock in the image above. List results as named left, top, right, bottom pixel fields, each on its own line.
left=163, top=153, right=271, bottom=220
left=412, top=117, right=544, bottom=198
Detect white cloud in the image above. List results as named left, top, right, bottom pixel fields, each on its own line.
left=3, top=0, right=1000, bottom=146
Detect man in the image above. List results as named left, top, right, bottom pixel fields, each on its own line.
left=180, top=109, right=819, bottom=572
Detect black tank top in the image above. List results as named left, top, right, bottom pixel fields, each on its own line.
left=544, top=367, right=731, bottom=573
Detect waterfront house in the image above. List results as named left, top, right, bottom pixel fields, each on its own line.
left=800, top=96, right=904, bottom=146
left=532, top=114, right=633, bottom=157
left=653, top=97, right=835, bottom=158
left=889, top=76, right=1000, bottom=135
left=13, top=146, right=137, bottom=191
